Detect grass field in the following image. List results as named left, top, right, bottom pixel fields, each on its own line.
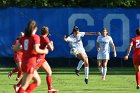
left=0, top=67, right=140, bottom=93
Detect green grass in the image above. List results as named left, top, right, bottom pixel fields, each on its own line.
left=0, top=67, right=140, bottom=93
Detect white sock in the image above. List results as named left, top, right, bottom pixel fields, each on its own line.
left=76, top=60, right=84, bottom=70
left=103, top=67, right=107, bottom=77
left=98, top=66, right=103, bottom=74
left=85, top=67, right=89, bottom=79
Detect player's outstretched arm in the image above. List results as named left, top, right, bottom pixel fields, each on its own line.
left=63, top=35, right=68, bottom=42
left=85, top=32, right=101, bottom=35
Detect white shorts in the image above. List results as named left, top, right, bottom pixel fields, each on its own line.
left=70, top=48, right=87, bottom=57
left=97, top=52, right=109, bottom=60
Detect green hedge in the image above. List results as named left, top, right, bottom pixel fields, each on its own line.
left=0, top=0, right=139, bottom=8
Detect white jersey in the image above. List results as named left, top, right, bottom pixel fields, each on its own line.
left=66, top=32, right=87, bottom=57
left=67, top=32, right=85, bottom=49
left=97, top=35, right=113, bottom=54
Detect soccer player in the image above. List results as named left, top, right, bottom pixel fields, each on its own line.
left=96, top=28, right=116, bottom=80
left=64, top=26, right=100, bottom=84
left=35, top=26, right=59, bottom=93
left=12, top=20, right=48, bottom=93
left=8, top=32, right=24, bottom=81
left=124, top=28, right=140, bottom=89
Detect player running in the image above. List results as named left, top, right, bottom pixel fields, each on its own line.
left=35, top=26, right=59, bottom=93
left=12, top=20, right=48, bottom=93
left=8, top=32, right=24, bottom=81
left=64, top=26, right=100, bottom=84
left=96, top=28, right=116, bottom=80
left=124, top=28, right=140, bottom=89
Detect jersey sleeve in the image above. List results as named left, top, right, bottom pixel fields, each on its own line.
left=80, top=32, right=85, bottom=37
left=96, top=36, right=100, bottom=42
left=109, top=36, right=113, bottom=43
left=67, top=35, right=72, bottom=42
left=44, top=37, right=51, bottom=45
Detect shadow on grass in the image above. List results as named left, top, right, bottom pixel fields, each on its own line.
left=0, top=67, right=135, bottom=75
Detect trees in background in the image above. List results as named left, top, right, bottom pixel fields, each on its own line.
left=0, top=0, right=139, bottom=8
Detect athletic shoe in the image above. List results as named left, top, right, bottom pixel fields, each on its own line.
left=8, top=71, right=13, bottom=79
left=75, top=69, right=80, bottom=76
left=85, top=78, right=88, bottom=84
left=48, top=89, right=59, bottom=93
left=13, top=84, right=19, bottom=93
left=102, top=76, right=105, bottom=80
left=137, top=85, right=140, bottom=89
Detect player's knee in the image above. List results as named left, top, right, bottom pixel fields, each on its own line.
left=46, top=70, right=52, bottom=76
left=36, top=79, right=41, bottom=86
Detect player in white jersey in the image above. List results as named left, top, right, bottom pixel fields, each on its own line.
left=96, top=28, right=116, bottom=80
left=64, top=26, right=100, bottom=84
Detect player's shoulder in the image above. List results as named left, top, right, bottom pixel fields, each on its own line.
left=31, top=34, right=40, bottom=39
left=97, top=35, right=102, bottom=38
left=106, top=35, right=112, bottom=39
left=33, top=34, right=39, bottom=37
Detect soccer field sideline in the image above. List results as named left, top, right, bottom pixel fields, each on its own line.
left=0, top=67, right=140, bottom=93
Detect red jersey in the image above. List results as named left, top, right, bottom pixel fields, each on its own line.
left=37, top=35, right=51, bottom=59
left=19, top=34, right=40, bottom=73
left=13, top=39, right=23, bottom=62
left=130, top=36, right=140, bottom=58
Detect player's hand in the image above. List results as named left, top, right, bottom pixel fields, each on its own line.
left=124, top=56, right=128, bottom=60
left=97, top=48, right=100, bottom=52
left=50, top=40, right=53, bottom=45
left=64, top=35, right=67, bottom=41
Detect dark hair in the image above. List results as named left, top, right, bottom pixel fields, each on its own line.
left=40, top=26, right=50, bottom=36
left=73, top=26, right=79, bottom=32
left=24, top=20, right=37, bottom=37
left=69, top=26, right=79, bottom=35
left=136, top=28, right=140, bottom=35
left=102, top=28, right=109, bottom=35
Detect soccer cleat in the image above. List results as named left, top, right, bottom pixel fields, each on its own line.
left=75, top=69, right=80, bottom=76
left=8, top=71, right=13, bottom=79
left=137, top=85, right=140, bottom=89
left=48, top=89, right=59, bottom=93
left=102, top=76, right=105, bottom=80
left=84, top=78, right=88, bottom=84
left=13, top=84, right=19, bottom=93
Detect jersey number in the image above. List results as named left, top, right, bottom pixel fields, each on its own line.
left=24, top=39, right=29, bottom=50
left=136, top=40, right=140, bottom=48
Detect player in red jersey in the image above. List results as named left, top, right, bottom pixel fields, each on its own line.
left=8, top=32, right=24, bottom=81
left=35, top=26, right=59, bottom=93
left=124, top=28, right=140, bottom=89
left=12, top=20, right=48, bottom=93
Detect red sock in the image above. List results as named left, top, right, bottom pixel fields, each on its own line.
left=46, top=76, right=52, bottom=90
left=25, top=82, right=37, bottom=93
left=136, top=72, right=140, bottom=86
left=17, top=70, right=22, bottom=78
left=17, top=79, right=22, bottom=87
left=12, top=68, right=19, bottom=73
left=17, top=87, right=24, bottom=93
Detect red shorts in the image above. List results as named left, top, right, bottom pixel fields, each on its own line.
left=133, top=57, right=140, bottom=66
left=35, top=58, right=46, bottom=69
left=22, top=57, right=36, bottom=74
left=14, top=52, right=23, bottom=63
